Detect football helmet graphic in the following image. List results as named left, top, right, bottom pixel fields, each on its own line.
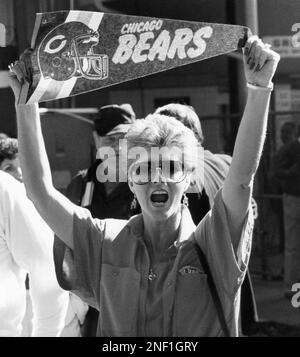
left=38, top=21, right=108, bottom=81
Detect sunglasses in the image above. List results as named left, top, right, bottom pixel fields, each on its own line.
left=129, top=160, right=188, bottom=185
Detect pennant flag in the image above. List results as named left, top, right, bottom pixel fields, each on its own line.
left=20, top=11, right=251, bottom=104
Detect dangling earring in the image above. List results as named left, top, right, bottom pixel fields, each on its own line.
left=131, top=194, right=137, bottom=210
left=182, top=193, right=189, bottom=207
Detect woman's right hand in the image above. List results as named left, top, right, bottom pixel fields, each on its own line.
left=8, top=49, right=33, bottom=105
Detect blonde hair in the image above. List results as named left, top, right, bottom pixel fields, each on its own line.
left=125, top=114, right=200, bottom=171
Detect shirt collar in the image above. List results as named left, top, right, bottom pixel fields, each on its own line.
left=176, top=204, right=197, bottom=245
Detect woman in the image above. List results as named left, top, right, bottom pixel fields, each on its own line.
left=9, top=36, right=279, bottom=336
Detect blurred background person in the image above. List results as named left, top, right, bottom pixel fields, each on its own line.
left=0, top=137, right=22, bottom=182
left=0, top=169, right=69, bottom=336
left=273, top=123, right=300, bottom=299
left=268, top=122, right=297, bottom=277
left=66, top=104, right=137, bottom=219
left=0, top=137, right=87, bottom=336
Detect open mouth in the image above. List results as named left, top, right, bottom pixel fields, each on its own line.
left=150, top=189, right=169, bottom=204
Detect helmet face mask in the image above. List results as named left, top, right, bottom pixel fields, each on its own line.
left=38, top=21, right=109, bottom=81
left=72, top=32, right=108, bottom=79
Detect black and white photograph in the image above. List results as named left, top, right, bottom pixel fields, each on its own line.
left=0, top=0, right=300, bottom=345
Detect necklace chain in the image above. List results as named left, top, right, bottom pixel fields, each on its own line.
left=147, top=239, right=182, bottom=282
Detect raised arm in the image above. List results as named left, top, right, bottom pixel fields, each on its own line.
left=9, top=62, right=77, bottom=249
left=222, top=36, right=280, bottom=250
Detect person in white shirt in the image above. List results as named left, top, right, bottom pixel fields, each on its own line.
left=0, top=139, right=88, bottom=336
left=0, top=170, right=69, bottom=336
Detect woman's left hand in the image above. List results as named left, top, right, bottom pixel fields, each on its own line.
left=243, top=35, right=280, bottom=88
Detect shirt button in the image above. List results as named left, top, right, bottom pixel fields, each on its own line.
left=167, top=280, right=173, bottom=286
left=112, top=271, right=119, bottom=277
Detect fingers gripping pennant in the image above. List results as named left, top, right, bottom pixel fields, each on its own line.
left=20, top=11, right=251, bottom=104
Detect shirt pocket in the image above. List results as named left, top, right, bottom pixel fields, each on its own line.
left=99, top=263, right=140, bottom=336
left=174, top=271, right=217, bottom=336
